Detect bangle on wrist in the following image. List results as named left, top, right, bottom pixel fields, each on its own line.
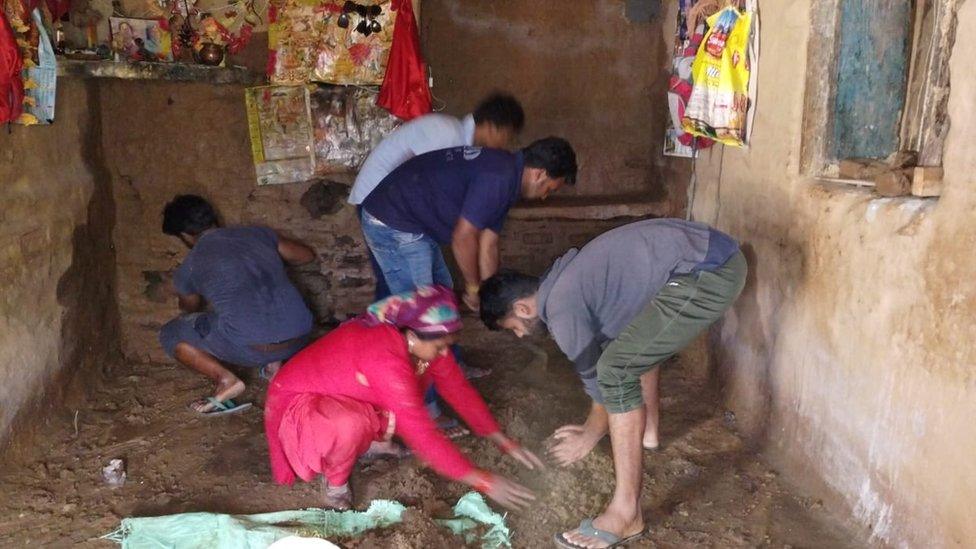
left=470, top=469, right=493, bottom=493
left=465, top=283, right=480, bottom=295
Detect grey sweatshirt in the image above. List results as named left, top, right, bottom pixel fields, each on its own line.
left=536, top=219, right=739, bottom=401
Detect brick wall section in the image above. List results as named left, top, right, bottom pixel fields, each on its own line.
left=96, top=79, right=663, bottom=364
left=499, top=217, right=649, bottom=276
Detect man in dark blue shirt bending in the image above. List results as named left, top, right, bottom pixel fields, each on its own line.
left=360, top=137, right=577, bottom=311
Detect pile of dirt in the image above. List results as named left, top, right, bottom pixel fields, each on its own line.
left=0, top=322, right=868, bottom=547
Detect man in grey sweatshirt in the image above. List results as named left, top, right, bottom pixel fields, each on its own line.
left=479, top=219, right=746, bottom=548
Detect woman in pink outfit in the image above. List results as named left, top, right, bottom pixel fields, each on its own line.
left=265, top=286, right=543, bottom=510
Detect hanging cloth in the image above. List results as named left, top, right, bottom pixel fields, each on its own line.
left=376, top=0, right=431, bottom=120
left=46, top=0, right=70, bottom=20
left=0, top=12, right=24, bottom=124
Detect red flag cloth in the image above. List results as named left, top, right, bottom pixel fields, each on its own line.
left=46, top=0, right=71, bottom=20
left=377, top=0, right=431, bottom=120
left=0, top=12, right=24, bottom=124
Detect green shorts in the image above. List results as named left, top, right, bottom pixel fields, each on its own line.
left=596, top=250, right=747, bottom=414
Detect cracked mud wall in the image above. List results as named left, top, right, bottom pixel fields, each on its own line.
left=688, top=2, right=976, bottom=546
left=0, top=79, right=121, bottom=453
left=421, top=0, right=691, bottom=201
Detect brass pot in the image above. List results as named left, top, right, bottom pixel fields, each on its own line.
left=196, top=42, right=225, bottom=66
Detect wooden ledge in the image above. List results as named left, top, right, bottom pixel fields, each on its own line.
left=56, top=59, right=261, bottom=86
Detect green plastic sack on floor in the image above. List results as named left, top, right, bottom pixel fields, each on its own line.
left=436, top=492, right=512, bottom=548
left=103, top=492, right=512, bottom=548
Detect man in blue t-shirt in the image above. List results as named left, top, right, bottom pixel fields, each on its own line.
left=360, top=137, right=577, bottom=311
left=159, top=195, right=316, bottom=415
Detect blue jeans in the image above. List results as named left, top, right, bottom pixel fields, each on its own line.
left=360, top=209, right=458, bottom=415
left=360, top=209, right=454, bottom=293
left=356, top=207, right=391, bottom=302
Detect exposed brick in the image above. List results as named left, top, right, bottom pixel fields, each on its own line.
left=335, top=235, right=357, bottom=247
left=338, top=254, right=367, bottom=267
left=521, top=232, right=554, bottom=246
left=338, top=276, right=371, bottom=288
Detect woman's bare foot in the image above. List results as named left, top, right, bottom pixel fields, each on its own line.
left=190, top=375, right=245, bottom=412
left=320, top=477, right=352, bottom=510
left=362, top=440, right=410, bottom=460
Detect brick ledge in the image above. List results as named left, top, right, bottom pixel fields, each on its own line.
left=509, top=195, right=670, bottom=220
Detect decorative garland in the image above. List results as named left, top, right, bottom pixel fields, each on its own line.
left=168, top=0, right=261, bottom=57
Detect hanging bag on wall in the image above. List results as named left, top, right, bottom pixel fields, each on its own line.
left=681, top=2, right=757, bottom=147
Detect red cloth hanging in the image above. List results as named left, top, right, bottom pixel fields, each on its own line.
left=0, top=12, right=24, bottom=124
left=46, top=0, right=71, bottom=20
left=377, top=0, right=431, bottom=120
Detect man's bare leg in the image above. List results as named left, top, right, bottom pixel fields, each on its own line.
left=562, top=407, right=646, bottom=548
left=641, top=368, right=660, bottom=450
left=174, top=342, right=244, bottom=412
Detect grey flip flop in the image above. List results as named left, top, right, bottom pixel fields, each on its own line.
left=553, top=518, right=646, bottom=548
left=190, top=397, right=252, bottom=417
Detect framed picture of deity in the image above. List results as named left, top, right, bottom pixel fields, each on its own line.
left=109, top=17, right=174, bottom=63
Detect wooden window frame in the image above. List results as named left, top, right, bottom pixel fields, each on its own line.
left=799, top=0, right=959, bottom=177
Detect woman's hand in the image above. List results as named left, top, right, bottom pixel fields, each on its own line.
left=547, top=424, right=602, bottom=467
left=487, top=433, right=546, bottom=470
left=463, top=470, right=536, bottom=511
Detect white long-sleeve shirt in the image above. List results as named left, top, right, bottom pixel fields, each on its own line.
left=348, top=113, right=476, bottom=205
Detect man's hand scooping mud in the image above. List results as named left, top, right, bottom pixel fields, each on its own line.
left=546, top=402, right=610, bottom=467
left=547, top=424, right=603, bottom=467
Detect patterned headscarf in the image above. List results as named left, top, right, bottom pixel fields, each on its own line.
left=361, top=285, right=462, bottom=338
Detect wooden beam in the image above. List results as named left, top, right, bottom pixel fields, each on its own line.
left=911, top=166, right=944, bottom=197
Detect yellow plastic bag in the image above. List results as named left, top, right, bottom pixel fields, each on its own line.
left=682, top=6, right=753, bottom=147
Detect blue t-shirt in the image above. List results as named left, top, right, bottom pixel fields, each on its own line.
left=361, top=147, right=523, bottom=244
left=174, top=227, right=313, bottom=346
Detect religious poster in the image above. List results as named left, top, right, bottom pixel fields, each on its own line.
left=109, top=17, right=174, bottom=62
left=310, top=85, right=400, bottom=173
left=268, top=0, right=396, bottom=85
left=245, top=85, right=316, bottom=185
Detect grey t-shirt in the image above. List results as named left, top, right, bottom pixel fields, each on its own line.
left=537, top=219, right=739, bottom=401
left=174, top=227, right=313, bottom=346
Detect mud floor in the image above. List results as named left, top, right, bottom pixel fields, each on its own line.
left=0, top=322, right=869, bottom=547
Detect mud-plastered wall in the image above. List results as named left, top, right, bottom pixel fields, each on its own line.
left=421, top=0, right=689, bottom=200
left=688, top=1, right=976, bottom=546
left=0, top=79, right=121, bottom=451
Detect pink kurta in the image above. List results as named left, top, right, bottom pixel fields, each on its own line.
left=265, top=320, right=500, bottom=485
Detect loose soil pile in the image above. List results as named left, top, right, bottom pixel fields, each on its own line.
left=0, top=323, right=867, bottom=547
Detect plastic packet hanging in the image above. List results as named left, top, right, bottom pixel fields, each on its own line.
left=681, top=6, right=754, bottom=147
